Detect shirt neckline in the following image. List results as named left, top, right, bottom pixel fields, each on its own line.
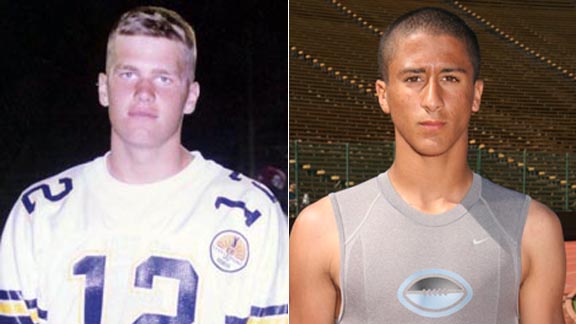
left=95, top=150, right=205, bottom=194
left=377, top=171, right=482, bottom=227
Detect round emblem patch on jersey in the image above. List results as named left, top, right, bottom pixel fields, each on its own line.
left=397, top=269, right=473, bottom=318
left=210, top=230, right=249, bottom=272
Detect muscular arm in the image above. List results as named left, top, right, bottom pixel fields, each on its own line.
left=519, top=200, right=566, bottom=324
left=289, top=197, right=341, bottom=324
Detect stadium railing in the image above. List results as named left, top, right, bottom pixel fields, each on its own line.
left=289, top=140, right=576, bottom=217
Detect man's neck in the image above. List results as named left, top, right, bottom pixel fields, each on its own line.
left=107, top=143, right=192, bottom=184
left=388, top=141, right=473, bottom=214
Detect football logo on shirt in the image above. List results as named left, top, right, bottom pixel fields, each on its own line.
left=210, top=230, right=249, bottom=272
left=397, top=269, right=473, bottom=318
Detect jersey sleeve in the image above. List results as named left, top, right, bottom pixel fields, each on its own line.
left=225, top=193, right=289, bottom=324
left=0, top=200, right=43, bottom=324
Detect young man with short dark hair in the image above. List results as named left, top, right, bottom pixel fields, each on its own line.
left=290, top=7, right=565, bottom=324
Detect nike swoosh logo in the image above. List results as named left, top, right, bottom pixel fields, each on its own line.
left=473, top=237, right=490, bottom=245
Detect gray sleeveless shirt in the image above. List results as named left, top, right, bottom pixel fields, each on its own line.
left=330, top=172, right=530, bottom=324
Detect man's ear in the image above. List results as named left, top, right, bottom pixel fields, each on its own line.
left=376, top=79, right=390, bottom=114
left=98, top=73, right=109, bottom=107
left=472, top=79, right=484, bottom=113
left=184, top=81, right=200, bottom=114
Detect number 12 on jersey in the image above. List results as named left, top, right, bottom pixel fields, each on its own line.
left=73, top=255, right=198, bottom=324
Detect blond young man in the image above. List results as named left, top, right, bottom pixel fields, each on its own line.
left=290, top=7, right=565, bottom=324
left=0, top=7, right=287, bottom=323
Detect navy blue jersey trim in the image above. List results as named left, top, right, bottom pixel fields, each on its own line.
left=0, top=315, right=35, bottom=324
left=38, top=308, right=48, bottom=320
left=251, top=181, right=277, bottom=203
left=0, top=290, right=21, bottom=300
left=250, top=304, right=288, bottom=316
left=225, top=304, right=288, bottom=323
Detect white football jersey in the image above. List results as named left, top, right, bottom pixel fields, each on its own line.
left=0, top=151, right=288, bottom=324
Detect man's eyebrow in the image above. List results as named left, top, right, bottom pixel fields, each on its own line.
left=113, top=64, right=138, bottom=72
left=400, top=68, right=426, bottom=75
left=112, top=65, right=178, bottom=76
left=399, top=67, right=468, bottom=74
left=441, top=67, right=468, bottom=74
left=151, top=68, right=176, bottom=75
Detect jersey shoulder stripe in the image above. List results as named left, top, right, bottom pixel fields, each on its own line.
left=224, top=304, right=289, bottom=324
left=0, top=290, right=46, bottom=323
left=209, top=167, right=283, bottom=225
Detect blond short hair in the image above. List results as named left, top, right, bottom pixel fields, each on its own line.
left=106, top=6, right=197, bottom=80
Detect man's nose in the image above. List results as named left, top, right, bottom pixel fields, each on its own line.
left=420, top=79, right=443, bottom=112
left=134, top=78, right=155, bottom=102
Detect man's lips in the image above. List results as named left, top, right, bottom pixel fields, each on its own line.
left=128, top=109, right=157, bottom=118
left=419, top=120, right=446, bottom=129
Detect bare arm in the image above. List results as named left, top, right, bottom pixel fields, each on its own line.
left=289, top=197, right=341, bottom=324
left=519, top=200, right=566, bottom=324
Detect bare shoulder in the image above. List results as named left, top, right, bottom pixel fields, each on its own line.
left=523, top=200, right=563, bottom=243
left=290, top=196, right=341, bottom=323
left=291, top=197, right=336, bottom=236
left=521, top=199, right=565, bottom=281
left=519, top=201, right=566, bottom=323
left=290, top=196, right=339, bottom=271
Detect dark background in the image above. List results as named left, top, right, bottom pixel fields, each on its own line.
left=0, top=1, right=287, bottom=223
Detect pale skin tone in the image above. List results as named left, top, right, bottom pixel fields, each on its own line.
left=98, top=35, right=200, bottom=184
left=290, top=32, right=566, bottom=323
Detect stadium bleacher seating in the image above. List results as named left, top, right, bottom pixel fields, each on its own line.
left=290, top=0, right=576, bottom=212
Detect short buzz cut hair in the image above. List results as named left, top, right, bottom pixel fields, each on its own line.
left=378, top=7, right=480, bottom=82
left=106, top=6, right=197, bottom=81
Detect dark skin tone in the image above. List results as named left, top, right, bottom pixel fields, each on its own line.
left=290, top=32, right=565, bottom=323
